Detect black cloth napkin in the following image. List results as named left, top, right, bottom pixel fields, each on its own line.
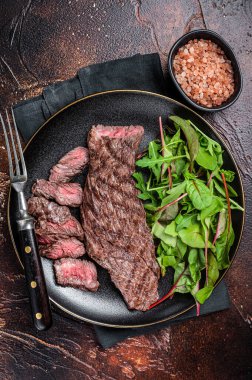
left=14, top=54, right=166, bottom=143
left=94, top=280, right=230, bottom=348
left=13, top=53, right=230, bottom=347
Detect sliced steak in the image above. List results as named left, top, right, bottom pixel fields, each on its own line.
left=39, top=237, right=85, bottom=259
left=36, top=217, right=84, bottom=241
left=28, top=196, right=84, bottom=241
left=28, top=196, right=71, bottom=223
left=49, top=146, right=89, bottom=183
left=81, top=125, right=160, bottom=311
left=54, top=258, right=99, bottom=291
left=32, top=179, right=83, bottom=207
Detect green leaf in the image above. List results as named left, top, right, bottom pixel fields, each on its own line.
left=148, top=140, right=163, bottom=181
left=177, top=237, right=187, bottom=259
left=207, top=251, right=219, bottom=286
left=196, top=285, right=214, bottom=304
left=136, top=154, right=186, bottom=169
left=186, top=179, right=213, bottom=210
left=174, top=264, right=194, bottom=294
left=176, top=213, right=198, bottom=231
left=220, top=169, right=235, bottom=182
left=200, top=197, right=224, bottom=220
left=196, top=145, right=217, bottom=170
left=170, top=116, right=199, bottom=163
left=164, top=221, right=178, bottom=237
left=178, top=223, right=205, bottom=248
left=188, top=249, right=202, bottom=282
left=160, top=181, right=187, bottom=207
left=159, top=203, right=179, bottom=222
left=215, top=223, right=235, bottom=270
left=152, top=222, right=177, bottom=247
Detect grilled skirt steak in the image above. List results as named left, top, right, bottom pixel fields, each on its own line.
left=81, top=125, right=160, bottom=311
left=49, top=146, right=89, bottom=183
left=32, top=179, right=83, bottom=207
left=54, top=258, right=99, bottom=291
left=39, top=237, right=85, bottom=259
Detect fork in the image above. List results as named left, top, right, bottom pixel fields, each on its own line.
left=1, top=109, right=52, bottom=331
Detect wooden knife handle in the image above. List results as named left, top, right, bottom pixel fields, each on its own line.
left=19, top=227, right=52, bottom=331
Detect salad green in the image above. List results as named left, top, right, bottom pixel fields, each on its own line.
left=133, top=115, right=243, bottom=312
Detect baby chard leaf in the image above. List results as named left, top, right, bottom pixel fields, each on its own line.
left=170, top=116, right=199, bottom=165
left=186, top=179, right=213, bottom=210
left=196, top=285, right=214, bottom=304
left=195, top=145, right=217, bottom=171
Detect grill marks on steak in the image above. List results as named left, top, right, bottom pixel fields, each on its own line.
left=54, top=258, right=99, bottom=291
left=28, top=196, right=71, bottom=223
left=39, top=237, right=85, bottom=259
left=81, top=125, right=160, bottom=311
left=49, top=146, right=89, bottom=183
left=32, top=179, right=83, bottom=207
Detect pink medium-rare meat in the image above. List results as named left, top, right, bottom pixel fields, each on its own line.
left=28, top=196, right=71, bottom=223
left=49, top=146, right=89, bottom=183
left=54, top=258, right=99, bottom=291
left=36, top=217, right=84, bottom=241
left=39, top=237, right=85, bottom=259
left=32, top=179, right=83, bottom=207
left=81, top=125, right=160, bottom=311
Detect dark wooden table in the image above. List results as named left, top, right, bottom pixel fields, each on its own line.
left=0, top=1, right=251, bottom=379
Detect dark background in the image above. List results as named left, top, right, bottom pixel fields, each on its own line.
left=0, top=1, right=251, bottom=379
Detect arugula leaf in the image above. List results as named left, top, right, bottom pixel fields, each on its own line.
left=148, top=140, right=162, bottom=181
left=186, top=179, right=213, bottom=210
left=132, top=172, right=156, bottom=203
left=136, top=154, right=186, bottom=169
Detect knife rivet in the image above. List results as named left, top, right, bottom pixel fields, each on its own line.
left=25, top=246, right=31, bottom=253
left=35, top=313, right=42, bottom=320
left=31, top=281, right=37, bottom=288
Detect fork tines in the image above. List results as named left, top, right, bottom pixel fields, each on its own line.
left=0, top=109, right=27, bottom=181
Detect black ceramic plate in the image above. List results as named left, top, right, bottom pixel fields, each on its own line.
left=8, top=90, right=244, bottom=328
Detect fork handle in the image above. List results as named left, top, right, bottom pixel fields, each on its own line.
left=18, top=225, right=52, bottom=331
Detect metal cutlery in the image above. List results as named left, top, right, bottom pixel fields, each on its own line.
left=1, top=109, right=52, bottom=331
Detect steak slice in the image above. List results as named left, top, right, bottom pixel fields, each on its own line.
left=32, top=179, right=83, bottom=207
left=39, top=237, right=85, bottom=259
left=28, top=196, right=84, bottom=241
left=36, top=217, right=84, bottom=241
left=28, top=196, right=71, bottom=223
left=49, top=146, right=89, bottom=183
left=54, top=258, right=99, bottom=291
left=81, top=125, right=160, bottom=311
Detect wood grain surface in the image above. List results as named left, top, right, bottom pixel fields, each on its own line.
left=0, top=1, right=251, bottom=379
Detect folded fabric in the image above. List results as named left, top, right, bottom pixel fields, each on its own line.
left=13, top=54, right=166, bottom=142
left=13, top=53, right=230, bottom=348
left=94, top=280, right=230, bottom=348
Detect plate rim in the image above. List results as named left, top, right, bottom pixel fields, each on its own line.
left=7, top=89, right=245, bottom=328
